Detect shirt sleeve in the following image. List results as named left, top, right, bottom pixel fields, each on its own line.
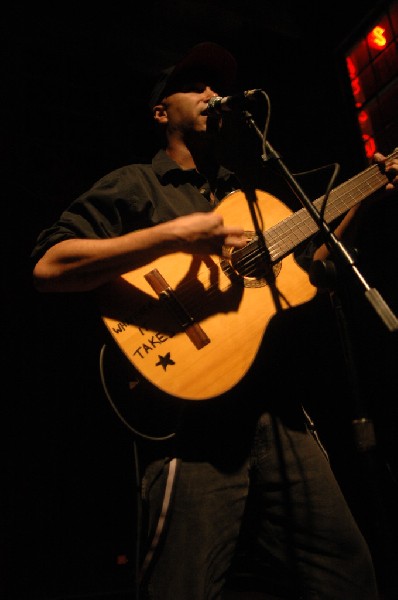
left=30, top=166, right=152, bottom=265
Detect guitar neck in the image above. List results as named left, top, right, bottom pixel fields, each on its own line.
left=267, top=149, right=397, bottom=262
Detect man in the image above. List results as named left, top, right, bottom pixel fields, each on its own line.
left=31, top=42, right=397, bottom=599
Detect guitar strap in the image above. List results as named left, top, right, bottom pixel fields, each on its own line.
left=139, top=456, right=180, bottom=584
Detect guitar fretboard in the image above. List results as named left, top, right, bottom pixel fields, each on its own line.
left=266, top=150, right=397, bottom=263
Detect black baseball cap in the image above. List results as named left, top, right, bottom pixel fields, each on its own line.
left=148, top=41, right=238, bottom=109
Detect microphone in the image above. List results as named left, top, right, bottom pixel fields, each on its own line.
left=207, top=89, right=262, bottom=113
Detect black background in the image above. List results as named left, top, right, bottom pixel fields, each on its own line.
left=4, top=2, right=398, bottom=599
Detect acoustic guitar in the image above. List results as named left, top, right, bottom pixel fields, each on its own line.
left=98, top=151, right=397, bottom=402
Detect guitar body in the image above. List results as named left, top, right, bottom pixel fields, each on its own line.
left=98, top=189, right=316, bottom=401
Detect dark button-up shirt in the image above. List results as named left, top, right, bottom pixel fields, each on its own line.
left=31, top=149, right=240, bottom=264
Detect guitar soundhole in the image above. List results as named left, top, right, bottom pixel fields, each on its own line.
left=220, top=231, right=281, bottom=288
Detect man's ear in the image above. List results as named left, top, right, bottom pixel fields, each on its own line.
left=153, top=103, right=168, bottom=124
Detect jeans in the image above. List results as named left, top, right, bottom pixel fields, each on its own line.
left=139, top=405, right=379, bottom=600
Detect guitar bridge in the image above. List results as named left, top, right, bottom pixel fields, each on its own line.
left=144, top=269, right=210, bottom=350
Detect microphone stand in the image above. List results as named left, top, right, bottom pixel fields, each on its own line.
left=236, top=110, right=398, bottom=579
left=240, top=110, right=398, bottom=454
left=236, top=109, right=398, bottom=580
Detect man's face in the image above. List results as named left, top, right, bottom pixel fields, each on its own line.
left=159, top=81, right=221, bottom=136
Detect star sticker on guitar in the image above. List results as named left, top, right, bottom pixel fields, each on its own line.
left=155, top=352, right=176, bottom=371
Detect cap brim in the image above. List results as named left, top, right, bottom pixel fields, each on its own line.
left=149, top=42, right=237, bottom=108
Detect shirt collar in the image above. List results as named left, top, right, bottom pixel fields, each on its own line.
left=152, top=148, right=235, bottom=183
